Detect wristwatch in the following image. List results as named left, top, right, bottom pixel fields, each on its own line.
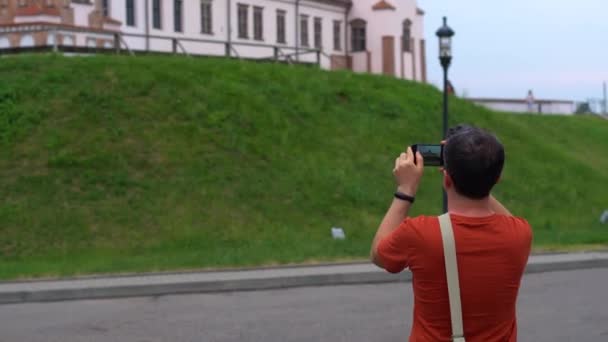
left=394, top=191, right=415, bottom=203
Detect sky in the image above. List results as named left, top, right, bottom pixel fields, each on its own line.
left=417, top=0, right=608, bottom=102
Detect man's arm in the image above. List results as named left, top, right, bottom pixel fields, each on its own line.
left=370, top=147, right=423, bottom=269
left=489, top=194, right=512, bottom=216
left=370, top=190, right=412, bottom=268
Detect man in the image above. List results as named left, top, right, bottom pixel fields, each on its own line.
left=370, top=125, right=532, bottom=341
left=526, top=90, right=535, bottom=113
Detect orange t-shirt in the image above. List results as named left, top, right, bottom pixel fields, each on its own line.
left=377, top=214, right=532, bottom=342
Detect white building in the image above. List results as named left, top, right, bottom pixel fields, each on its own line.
left=470, top=98, right=576, bottom=115
left=0, top=0, right=427, bottom=81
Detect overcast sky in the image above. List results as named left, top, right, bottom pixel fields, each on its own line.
left=417, top=0, right=608, bottom=101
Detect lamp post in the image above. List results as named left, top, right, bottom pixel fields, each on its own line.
left=436, top=17, right=454, bottom=213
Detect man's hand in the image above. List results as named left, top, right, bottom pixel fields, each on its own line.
left=393, top=146, right=424, bottom=196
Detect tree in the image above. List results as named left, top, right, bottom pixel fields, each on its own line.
left=575, top=102, right=592, bottom=114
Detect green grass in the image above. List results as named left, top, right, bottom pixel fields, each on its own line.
left=0, top=54, right=607, bottom=280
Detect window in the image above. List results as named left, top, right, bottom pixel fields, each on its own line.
left=63, top=35, right=75, bottom=46
left=174, top=0, right=183, bottom=32
left=253, top=6, right=263, bottom=41
left=102, top=0, right=109, bottom=17
left=238, top=4, right=248, bottom=39
left=45, top=0, right=54, bottom=6
left=333, top=20, right=341, bottom=51
left=0, top=0, right=8, bottom=7
left=86, top=37, right=96, bottom=48
left=402, top=19, right=412, bottom=52
left=201, top=0, right=212, bottom=34
left=300, top=15, right=308, bottom=47
left=276, top=10, right=286, bottom=44
left=126, top=0, right=135, bottom=27
left=18, top=0, right=27, bottom=7
left=314, top=17, right=322, bottom=49
left=153, top=0, right=162, bottom=29
left=351, top=19, right=366, bottom=52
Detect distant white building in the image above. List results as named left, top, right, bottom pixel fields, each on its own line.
left=470, top=97, right=576, bottom=115
left=0, top=0, right=428, bottom=81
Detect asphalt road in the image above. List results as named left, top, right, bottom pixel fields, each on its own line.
left=1, top=268, right=607, bottom=342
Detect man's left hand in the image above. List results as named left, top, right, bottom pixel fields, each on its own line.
left=393, top=146, right=424, bottom=196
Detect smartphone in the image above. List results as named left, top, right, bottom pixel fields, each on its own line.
left=411, top=144, right=444, bottom=166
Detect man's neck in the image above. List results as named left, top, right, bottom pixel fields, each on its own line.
left=447, top=192, right=495, bottom=217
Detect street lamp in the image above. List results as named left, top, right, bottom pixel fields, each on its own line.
left=436, top=16, right=454, bottom=213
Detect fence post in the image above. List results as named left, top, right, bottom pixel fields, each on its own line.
left=172, top=38, right=177, bottom=54
left=52, top=27, right=58, bottom=53
left=114, top=33, right=120, bottom=54
left=225, top=42, right=231, bottom=57
left=316, top=50, right=321, bottom=66
left=274, top=46, right=279, bottom=61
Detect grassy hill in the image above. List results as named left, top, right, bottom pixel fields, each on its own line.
left=1, top=55, right=607, bottom=280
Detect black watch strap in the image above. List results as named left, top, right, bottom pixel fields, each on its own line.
left=394, top=191, right=415, bottom=203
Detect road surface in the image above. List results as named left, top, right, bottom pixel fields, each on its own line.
left=1, top=268, right=607, bottom=341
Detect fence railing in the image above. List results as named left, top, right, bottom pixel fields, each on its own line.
left=0, top=24, right=330, bottom=66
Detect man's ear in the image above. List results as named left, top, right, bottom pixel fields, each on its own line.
left=443, top=170, right=452, bottom=189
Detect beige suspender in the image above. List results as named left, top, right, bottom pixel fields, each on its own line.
left=438, top=213, right=466, bottom=342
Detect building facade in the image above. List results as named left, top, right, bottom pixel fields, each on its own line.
left=0, top=0, right=426, bottom=81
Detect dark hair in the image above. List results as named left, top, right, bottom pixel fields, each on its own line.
left=444, top=124, right=504, bottom=199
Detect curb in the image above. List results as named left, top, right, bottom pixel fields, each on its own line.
left=1, top=252, right=607, bottom=305
left=0, top=271, right=409, bottom=305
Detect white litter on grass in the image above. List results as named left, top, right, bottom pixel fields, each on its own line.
left=331, top=227, right=346, bottom=240
left=600, top=210, right=608, bottom=224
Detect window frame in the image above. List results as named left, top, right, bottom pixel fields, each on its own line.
left=300, top=14, right=309, bottom=47
left=237, top=3, right=249, bottom=39
left=313, top=17, right=322, bottom=49
left=276, top=9, right=286, bottom=44
left=126, top=0, right=136, bottom=27
left=402, top=19, right=412, bottom=52
left=102, top=0, right=109, bottom=17
left=201, top=0, right=213, bottom=34
left=333, top=20, right=341, bottom=51
left=152, top=0, right=162, bottom=29
left=350, top=19, right=366, bottom=52
left=253, top=6, right=264, bottom=41
left=174, top=0, right=183, bottom=33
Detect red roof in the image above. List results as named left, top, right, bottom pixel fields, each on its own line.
left=15, top=4, right=60, bottom=17
left=372, top=0, right=396, bottom=10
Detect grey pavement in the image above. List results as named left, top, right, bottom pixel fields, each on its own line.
left=1, top=252, right=608, bottom=305
left=0, top=268, right=607, bottom=342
